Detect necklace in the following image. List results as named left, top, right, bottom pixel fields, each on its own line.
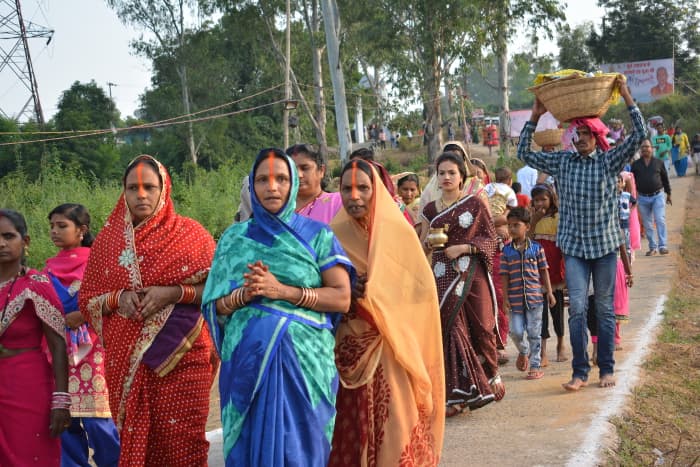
left=0, top=270, right=21, bottom=323
left=296, top=191, right=323, bottom=215
left=438, top=196, right=459, bottom=212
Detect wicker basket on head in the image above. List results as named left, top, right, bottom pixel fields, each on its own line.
left=533, top=128, right=564, bottom=148
left=528, top=74, right=618, bottom=122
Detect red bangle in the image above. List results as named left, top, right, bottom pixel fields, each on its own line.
left=106, top=290, right=122, bottom=311
left=179, top=284, right=196, bottom=304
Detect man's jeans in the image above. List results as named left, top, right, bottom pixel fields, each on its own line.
left=564, top=252, right=617, bottom=380
left=509, top=305, right=543, bottom=369
left=637, top=192, right=667, bottom=250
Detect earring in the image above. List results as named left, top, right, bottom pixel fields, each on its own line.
left=24, top=246, right=29, bottom=257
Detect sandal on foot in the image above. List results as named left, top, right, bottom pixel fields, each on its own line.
left=516, top=354, right=529, bottom=371
left=526, top=369, right=544, bottom=380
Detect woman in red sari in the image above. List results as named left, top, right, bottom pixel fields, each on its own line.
left=80, top=155, right=217, bottom=466
left=0, top=209, right=70, bottom=466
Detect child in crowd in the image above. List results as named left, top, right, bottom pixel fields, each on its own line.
left=492, top=216, right=511, bottom=365
left=530, top=184, right=567, bottom=365
left=500, top=207, right=556, bottom=380
left=618, top=174, right=637, bottom=257
left=485, top=167, right=518, bottom=220
left=588, top=240, right=633, bottom=362
left=512, top=182, right=531, bottom=208
left=396, top=173, right=421, bottom=225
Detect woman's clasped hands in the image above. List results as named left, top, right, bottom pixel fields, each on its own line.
left=243, top=260, right=283, bottom=300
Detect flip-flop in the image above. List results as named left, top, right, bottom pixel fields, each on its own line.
left=526, top=369, right=544, bottom=380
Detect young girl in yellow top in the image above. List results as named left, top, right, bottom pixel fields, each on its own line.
left=529, top=184, right=567, bottom=365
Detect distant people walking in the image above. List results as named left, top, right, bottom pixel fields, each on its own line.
left=630, top=139, right=672, bottom=256
left=652, top=123, right=672, bottom=174
left=693, top=132, right=700, bottom=175
left=671, top=126, right=690, bottom=176
left=517, top=78, right=645, bottom=391
left=379, top=128, right=387, bottom=149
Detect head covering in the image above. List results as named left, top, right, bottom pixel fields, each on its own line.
left=571, top=117, right=611, bottom=152
left=442, top=140, right=477, bottom=176
left=331, top=165, right=445, bottom=424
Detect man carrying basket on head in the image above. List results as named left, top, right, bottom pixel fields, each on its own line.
left=516, top=77, right=645, bottom=392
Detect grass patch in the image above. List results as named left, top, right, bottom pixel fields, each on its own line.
left=607, top=178, right=700, bottom=466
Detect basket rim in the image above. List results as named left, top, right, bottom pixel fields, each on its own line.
left=528, top=74, right=617, bottom=93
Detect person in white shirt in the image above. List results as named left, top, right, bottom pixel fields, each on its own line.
left=516, top=164, right=538, bottom=197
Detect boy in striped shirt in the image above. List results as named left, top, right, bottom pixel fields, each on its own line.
left=500, top=207, right=556, bottom=380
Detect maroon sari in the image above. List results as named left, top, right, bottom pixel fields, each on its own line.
left=423, top=195, right=500, bottom=409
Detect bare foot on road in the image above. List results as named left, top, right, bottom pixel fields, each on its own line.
left=562, top=378, right=588, bottom=391
left=556, top=353, right=568, bottom=362
left=599, top=374, right=616, bottom=388
left=541, top=355, right=549, bottom=367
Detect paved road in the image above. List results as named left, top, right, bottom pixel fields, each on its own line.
left=206, top=175, right=692, bottom=467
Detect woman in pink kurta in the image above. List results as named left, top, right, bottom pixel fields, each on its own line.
left=45, top=203, right=120, bottom=466
left=0, top=209, right=70, bottom=467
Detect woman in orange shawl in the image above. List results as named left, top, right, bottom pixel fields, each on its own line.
left=329, top=159, right=445, bottom=466
left=80, top=155, right=217, bottom=466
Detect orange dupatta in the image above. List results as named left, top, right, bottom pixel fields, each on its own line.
left=331, top=166, right=445, bottom=464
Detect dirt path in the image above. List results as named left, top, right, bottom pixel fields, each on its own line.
left=205, top=151, right=692, bottom=466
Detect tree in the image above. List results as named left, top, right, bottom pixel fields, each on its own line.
left=557, top=23, right=597, bottom=71
left=587, top=0, right=700, bottom=88
left=107, top=0, right=202, bottom=165
left=485, top=0, right=565, bottom=143
left=337, top=0, right=494, bottom=164
left=52, top=81, right=121, bottom=177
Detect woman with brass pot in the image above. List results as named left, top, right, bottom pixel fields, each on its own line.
left=420, top=152, right=505, bottom=417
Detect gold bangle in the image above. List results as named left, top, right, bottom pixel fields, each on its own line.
left=295, top=287, right=307, bottom=307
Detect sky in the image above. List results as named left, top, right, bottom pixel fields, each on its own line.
left=1, top=0, right=604, bottom=122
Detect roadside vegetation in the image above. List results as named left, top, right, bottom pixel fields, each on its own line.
left=608, top=177, right=700, bottom=466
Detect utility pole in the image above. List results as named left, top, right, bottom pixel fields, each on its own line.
left=320, top=0, right=351, bottom=164
left=107, top=82, right=118, bottom=101
left=283, top=0, right=291, bottom=149
left=0, top=0, right=53, bottom=124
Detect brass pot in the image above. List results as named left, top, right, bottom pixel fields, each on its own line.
left=427, top=226, right=449, bottom=248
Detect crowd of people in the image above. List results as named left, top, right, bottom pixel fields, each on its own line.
left=0, top=77, right=690, bottom=467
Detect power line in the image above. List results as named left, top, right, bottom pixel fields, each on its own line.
left=0, top=83, right=285, bottom=135
left=0, top=99, right=286, bottom=147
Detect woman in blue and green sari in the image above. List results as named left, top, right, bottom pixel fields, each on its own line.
left=202, top=148, right=353, bottom=467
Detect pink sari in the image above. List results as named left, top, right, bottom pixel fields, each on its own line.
left=0, top=269, right=65, bottom=467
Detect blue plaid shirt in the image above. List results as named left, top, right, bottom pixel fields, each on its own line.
left=517, top=106, right=646, bottom=259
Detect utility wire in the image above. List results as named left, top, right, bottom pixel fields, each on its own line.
left=0, top=83, right=285, bottom=135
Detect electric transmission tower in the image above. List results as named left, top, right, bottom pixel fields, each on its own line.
left=0, top=0, right=53, bottom=124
